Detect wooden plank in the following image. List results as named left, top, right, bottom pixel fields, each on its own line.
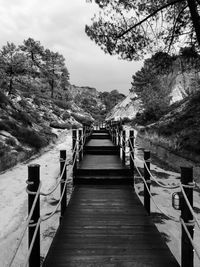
left=79, top=155, right=124, bottom=170
left=86, top=139, right=114, bottom=147
left=43, top=132, right=179, bottom=267
left=43, top=185, right=179, bottom=267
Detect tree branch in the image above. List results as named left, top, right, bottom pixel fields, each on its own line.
left=167, top=4, right=188, bottom=52
left=117, top=0, right=184, bottom=38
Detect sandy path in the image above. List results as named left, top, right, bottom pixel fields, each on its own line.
left=0, top=129, right=72, bottom=267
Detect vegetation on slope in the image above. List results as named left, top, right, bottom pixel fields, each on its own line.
left=137, top=91, right=200, bottom=160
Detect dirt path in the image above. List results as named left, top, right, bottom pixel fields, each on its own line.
left=0, top=129, right=72, bottom=267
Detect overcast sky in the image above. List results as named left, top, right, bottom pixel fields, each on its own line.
left=0, top=0, right=143, bottom=95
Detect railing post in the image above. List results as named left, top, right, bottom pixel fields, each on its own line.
left=118, top=127, right=121, bottom=156
left=27, top=164, right=40, bottom=267
left=60, top=150, right=67, bottom=221
left=122, top=130, right=126, bottom=165
left=129, top=130, right=134, bottom=189
left=79, top=129, right=83, bottom=162
left=181, top=167, right=194, bottom=267
left=144, top=151, right=151, bottom=215
left=72, top=130, right=77, bottom=178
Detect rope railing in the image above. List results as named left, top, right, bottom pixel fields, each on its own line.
left=180, top=218, right=200, bottom=261
left=131, top=153, right=180, bottom=222
left=9, top=126, right=93, bottom=267
left=108, top=123, right=200, bottom=266
left=8, top=183, right=42, bottom=267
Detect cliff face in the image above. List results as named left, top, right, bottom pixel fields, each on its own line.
left=106, top=92, right=142, bottom=120
left=108, top=58, right=200, bottom=121
left=67, top=85, right=99, bottom=98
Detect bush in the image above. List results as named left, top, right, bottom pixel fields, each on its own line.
left=0, top=91, right=10, bottom=108
left=12, top=110, right=32, bottom=126
left=6, top=137, right=16, bottom=146
left=122, top=117, right=132, bottom=124
left=62, top=111, right=71, bottom=120
left=0, top=120, right=18, bottom=132
left=50, top=121, right=71, bottom=129
left=18, top=99, right=28, bottom=109
left=16, top=128, right=48, bottom=149
left=72, top=113, right=93, bottom=126
left=32, top=97, right=41, bottom=106
left=53, top=100, right=71, bottom=110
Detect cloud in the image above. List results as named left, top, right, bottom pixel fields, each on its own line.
left=0, top=0, right=143, bottom=94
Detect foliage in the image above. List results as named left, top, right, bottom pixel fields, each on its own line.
left=0, top=38, right=70, bottom=98
left=53, top=99, right=71, bottom=110
left=132, top=52, right=172, bottom=115
left=0, top=91, right=10, bottom=107
left=100, top=90, right=125, bottom=112
left=12, top=110, right=32, bottom=126
left=16, top=128, right=48, bottom=149
left=0, top=42, right=27, bottom=94
left=86, top=0, right=200, bottom=60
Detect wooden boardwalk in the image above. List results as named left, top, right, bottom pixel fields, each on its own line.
left=43, top=129, right=179, bottom=267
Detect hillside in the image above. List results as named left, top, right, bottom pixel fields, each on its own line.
left=107, top=55, right=200, bottom=123
left=138, top=92, right=200, bottom=160
left=106, top=92, right=141, bottom=121
left=0, top=89, right=94, bottom=172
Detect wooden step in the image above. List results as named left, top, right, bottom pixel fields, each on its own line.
left=74, top=176, right=133, bottom=185
left=92, top=129, right=108, bottom=134
left=90, top=133, right=110, bottom=139
left=84, top=146, right=119, bottom=155
left=76, top=168, right=131, bottom=177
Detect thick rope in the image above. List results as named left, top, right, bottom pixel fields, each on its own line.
left=8, top=183, right=41, bottom=267
left=180, top=184, right=200, bottom=230
left=134, top=159, right=180, bottom=222
left=24, top=218, right=42, bottom=267
left=180, top=218, right=200, bottom=262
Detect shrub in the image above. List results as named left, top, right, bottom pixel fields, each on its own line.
left=0, top=120, right=18, bottom=132
left=50, top=121, right=71, bottom=129
left=62, top=111, right=71, bottom=120
left=6, top=137, right=16, bottom=146
left=0, top=91, right=10, bottom=108
left=53, top=100, right=71, bottom=110
left=18, top=99, right=28, bottom=109
left=12, top=110, right=32, bottom=126
left=122, top=117, right=132, bottom=124
left=71, top=113, right=93, bottom=126
left=33, top=97, right=41, bottom=106
left=16, top=128, right=48, bottom=149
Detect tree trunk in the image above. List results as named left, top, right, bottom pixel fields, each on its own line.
left=50, top=80, right=54, bottom=98
left=187, top=0, right=200, bottom=47
left=8, top=77, right=13, bottom=95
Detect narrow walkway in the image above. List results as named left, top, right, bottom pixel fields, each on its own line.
left=43, top=129, right=179, bottom=267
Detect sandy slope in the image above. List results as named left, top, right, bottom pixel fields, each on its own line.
left=0, top=129, right=72, bottom=267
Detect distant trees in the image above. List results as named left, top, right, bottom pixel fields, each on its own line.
left=0, top=38, right=70, bottom=98
left=100, top=90, right=125, bottom=112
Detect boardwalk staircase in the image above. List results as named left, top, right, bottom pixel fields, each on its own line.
left=43, top=127, right=179, bottom=267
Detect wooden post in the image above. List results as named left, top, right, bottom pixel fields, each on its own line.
left=129, top=130, right=134, bottom=189
left=181, top=167, right=194, bottom=267
left=72, top=130, right=77, bottom=177
left=144, top=151, right=151, bottom=215
left=60, top=150, right=67, bottom=221
left=118, top=127, right=121, bottom=156
left=122, top=130, right=126, bottom=165
left=79, top=129, right=83, bottom=161
left=27, top=164, right=40, bottom=267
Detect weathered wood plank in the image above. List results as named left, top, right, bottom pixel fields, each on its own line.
left=43, top=185, right=179, bottom=267
left=43, top=130, right=179, bottom=267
